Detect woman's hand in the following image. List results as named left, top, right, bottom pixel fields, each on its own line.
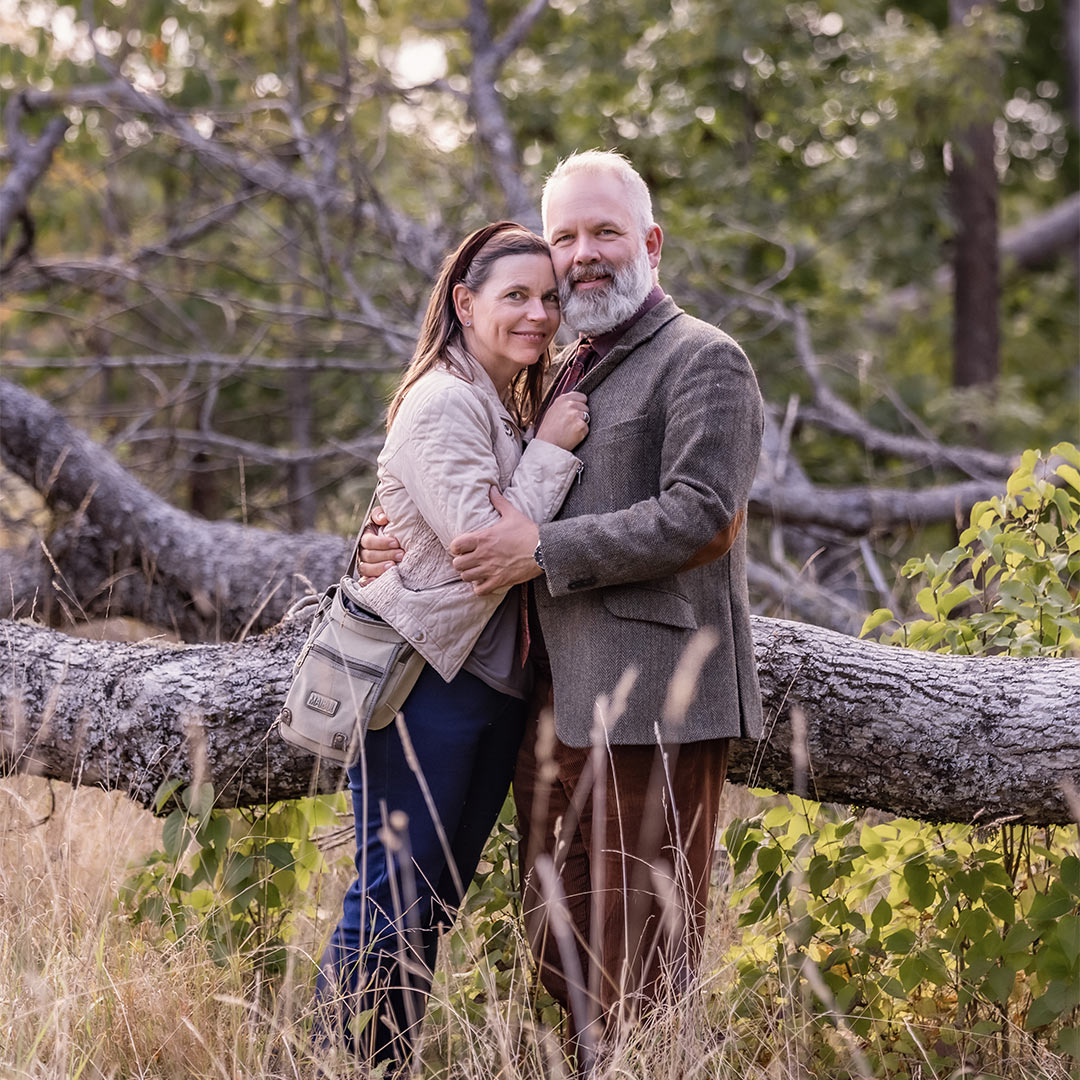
left=534, top=391, right=590, bottom=451
left=356, top=505, right=403, bottom=584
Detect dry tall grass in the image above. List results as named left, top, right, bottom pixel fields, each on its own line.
left=1, top=773, right=1067, bottom=1079
left=0, top=772, right=775, bottom=1079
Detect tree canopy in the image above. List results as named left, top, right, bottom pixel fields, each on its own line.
left=0, top=0, right=1077, bottom=823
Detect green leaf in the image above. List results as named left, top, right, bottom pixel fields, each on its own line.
left=1026, top=980, right=1071, bottom=1029
left=1051, top=442, right=1080, bottom=469
left=915, top=587, right=939, bottom=617
left=885, top=928, right=916, bottom=954
left=1060, top=855, right=1080, bottom=896
left=1026, top=886, right=1074, bottom=924
left=1055, top=463, right=1080, bottom=494
left=870, top=898, right=892, bottom=928
left=807, top=855, right=836, bottom=895
left=161, top=809, right=189, bottom=861
left=898, top=955, right=926, bottom=992
left=1036, top=916, right=1080, bottom=981
left=307, top=796, right=342, bottom=828
left=264, top=841, right=296, bottom=870
left=981, top=964, right=1015, bottom=1005
left=153, top=779, right=185, bottom=814
left=223, top=854, right=256, bottom=891
left=786, top=914, right=820, bottom=947
left=903, top=861, right=935, bottom=911
left=859, top=608, right=896, bottom=638
left=198, top=813, right=231, bottom=853
left=983, top=886, right=1015, bottom=923
left=1056, top=1025, right=1080, bottom=1057
left=937, top=584, right=973, bottom=616
left=762, top=805, right=793, bottom=829
left=183, top=782, right=216, bottom=818
left=1034, top=521, right=1059, bottom=547
left=756, top=846, right=782, bottom=874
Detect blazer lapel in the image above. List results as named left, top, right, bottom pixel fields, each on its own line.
left=576, top=296, right=682, bottom=395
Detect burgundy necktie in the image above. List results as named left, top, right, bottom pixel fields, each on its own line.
left=563, top=336, right=596, bottom=387
left=535, top=338, right=594, bottom=427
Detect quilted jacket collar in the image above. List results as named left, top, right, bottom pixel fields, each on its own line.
left=445, top=344, right=522, bottom=436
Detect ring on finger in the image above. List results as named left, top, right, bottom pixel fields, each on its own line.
left=583, top=410, right=590, bottom=424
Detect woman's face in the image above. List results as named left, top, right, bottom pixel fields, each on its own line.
left=454, top=252, right=560, bottom=391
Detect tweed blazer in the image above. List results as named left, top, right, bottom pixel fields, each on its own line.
left=535, top=295, right=764, bottom=747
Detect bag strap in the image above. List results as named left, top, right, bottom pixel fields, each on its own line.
left=344, top=487, right=381, bottom=579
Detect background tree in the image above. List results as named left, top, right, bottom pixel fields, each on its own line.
left=0, top=0, right=1076, bottom=812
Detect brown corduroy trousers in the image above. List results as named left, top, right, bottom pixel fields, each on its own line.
left=513, top=675, right=729, bottom=1047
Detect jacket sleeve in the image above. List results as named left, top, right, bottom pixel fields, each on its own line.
left=537, top=337, right=763, bottom=596
left=387, top=383, right=581, bottom=552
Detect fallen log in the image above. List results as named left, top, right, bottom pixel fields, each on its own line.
left=2, top=615, right=1077, bottom=824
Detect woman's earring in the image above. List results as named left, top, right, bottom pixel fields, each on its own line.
left=464, top=320, right=471, bottom=327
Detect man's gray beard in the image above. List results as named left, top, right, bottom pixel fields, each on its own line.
left=558, top=244, right=654, bottom=336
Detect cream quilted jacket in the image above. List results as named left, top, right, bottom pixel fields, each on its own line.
left=353, top=351, right=581, bottom=680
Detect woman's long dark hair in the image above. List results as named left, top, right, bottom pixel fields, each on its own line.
left=387, top=222, right=554, bottom=430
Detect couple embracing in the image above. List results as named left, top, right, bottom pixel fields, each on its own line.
left=314, top=150, right=765, bottom=1071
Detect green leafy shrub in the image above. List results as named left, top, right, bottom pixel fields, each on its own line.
left=723, top=444, right=1080, bottom=1076
left=861, top=441, right=1080, bottom=657
left=121, top=782, right=347, bottom=974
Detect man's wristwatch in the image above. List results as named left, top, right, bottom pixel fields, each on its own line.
left=532, top=539, right=545, bottom=572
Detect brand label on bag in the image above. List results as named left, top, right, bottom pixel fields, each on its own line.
left=306, top=690, right=341, bottom=717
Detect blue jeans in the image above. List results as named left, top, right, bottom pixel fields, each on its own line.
left=314, top=665, right=526, bottom=1066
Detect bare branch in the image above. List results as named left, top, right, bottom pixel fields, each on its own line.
left=0, top=93, right=70, bottom=251
left=877, top=193, right=1080, bottom=319
left=18, top=81, right=442, bottom=275
left=747, top=559, right=864, bottom=636
left=1001, top=192, right=1080, bottom=271
left=119, top=427, right=384, bottom=467
left=750, top=474, right=1001, bottom=535
left=0, top=354, right=402, bottom=373
left=491, top=0, right=551, bottom=69
left=465, top=0, right=542, bottom=225
left=738, top=295, right=1016, bottom=479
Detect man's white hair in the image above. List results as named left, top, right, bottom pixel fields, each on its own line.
left=541, top=149, right=655, bottom=238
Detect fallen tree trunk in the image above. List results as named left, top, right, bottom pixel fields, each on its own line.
left=0, top=378, right=355, bottom=638
left=1, top=378, right=1009, bottom=638
left=2, top=616, right=1077, bottom=824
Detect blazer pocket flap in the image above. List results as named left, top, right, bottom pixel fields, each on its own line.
left=587, top=413, right=651, bottom=446
left=601, top=586, right=698, bottom=629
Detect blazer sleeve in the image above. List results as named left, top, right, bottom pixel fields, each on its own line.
left=386, top=383, right=581, bottom=553
left=538, top=336, right=763, bottom=596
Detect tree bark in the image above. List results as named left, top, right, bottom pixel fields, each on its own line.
left=1, top=616, right=1077, bottom=825
left=731, top=619, right=1080, bottom=826
left=1065, top=0, right=1080, bottom=137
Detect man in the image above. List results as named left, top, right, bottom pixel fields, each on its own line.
left=361, top=150, right=763, bottom=1053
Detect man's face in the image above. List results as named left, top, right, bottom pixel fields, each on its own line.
left=544, top=171, right=662, bottom=336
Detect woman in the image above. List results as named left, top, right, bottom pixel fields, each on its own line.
left=314, top=222, right=588, bottom=1067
